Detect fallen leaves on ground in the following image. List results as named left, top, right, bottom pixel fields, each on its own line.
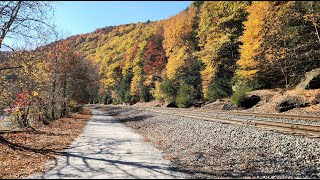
left=0, top=108, right=92, bottom=179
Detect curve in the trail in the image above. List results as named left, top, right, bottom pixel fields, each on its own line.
left=28, top=109, right=186, bottom=179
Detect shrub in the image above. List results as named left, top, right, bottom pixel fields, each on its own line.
left=139, top=83, right=150, bottom=102
left=231, top=83, right=252, bottom=106
left=69, top=100, right=83, bottom=113
left=124, top=91, right=132, bottom=103
left=231, top=74, right=261, bottom=106
left=102, top=92, right=113, bottom=104
left=72, top=105, right=83, bottom=113
left=154, top=81, right=166, bottom=101
left=160, top=77, right=177, bottom=102
left=176, top=82, right=196, bottom=108
left=206, top=76, right=232, bottom=101
left=112, top=98, right=121, bottom=105
left=117, top=72, right=133, bottom=103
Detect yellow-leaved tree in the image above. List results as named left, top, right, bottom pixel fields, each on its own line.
left=196, top=1, right=249, bottom=101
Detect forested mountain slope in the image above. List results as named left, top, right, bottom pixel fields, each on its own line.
left=58, top=1, right=319, bottom=107
left=0, top=1, right=319, bottom=132
left=29, top=1, right=319, bottom=108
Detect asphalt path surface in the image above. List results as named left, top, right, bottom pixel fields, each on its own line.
left=28, top=108, right=186, bottom=179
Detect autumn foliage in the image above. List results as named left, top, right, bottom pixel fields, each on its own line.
left=236, top=1, right=320, bottom=90
left=2, top=1, right=319, bottom=112
left=55, top=1, right=320, bottom=106
left=0, top=41, right=98, bottom=127
left=143, top=30, right=167, bottom=76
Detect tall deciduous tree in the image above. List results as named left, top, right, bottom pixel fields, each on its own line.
left=196, top=1, right=249, bottom=101
left=236, top=1, right=320, bottom=89
left=0, top=1, right=53, bottom=51
left=143, top=28, right=167, bottom=77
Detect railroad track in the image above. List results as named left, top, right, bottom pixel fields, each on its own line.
left=144, top=107, right=320, bottom=139
left=213, top=111, right=320, bottom=121
left=155, top=107, right=320, bottom=121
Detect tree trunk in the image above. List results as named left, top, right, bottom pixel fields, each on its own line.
left=61, top=74, right=67, bottom=118
left=23, top=105, right=31, bottom=128
left=51, top=78, right=56, bottom=120
left=313, top=22, right=320, bottom=44
left=36, top=93, right=50, bottom=125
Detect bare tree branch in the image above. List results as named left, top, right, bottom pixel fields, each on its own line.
left=0, top=1, right=22, bottom=48
left=1, top=43, right=16, bottom=51
left=0, top=1, right=54, bottom=50
left=0, top=65, right=22, bottom=71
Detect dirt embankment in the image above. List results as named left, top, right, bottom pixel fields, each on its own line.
left=242, top=89, right=320, bottom=116
left=131, top=89, right=320, bottom=116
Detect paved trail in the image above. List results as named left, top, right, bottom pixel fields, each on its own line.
left=28, top=109, right=186, bottom=179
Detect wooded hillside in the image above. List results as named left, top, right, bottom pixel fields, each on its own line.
left=1, top=1, right=319, bottom=121
left=60, top=1, right=319, bottom=107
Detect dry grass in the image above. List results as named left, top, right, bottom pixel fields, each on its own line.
left=0, top=108, right=92, bottom=179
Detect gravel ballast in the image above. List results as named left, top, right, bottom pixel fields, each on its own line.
left=136, top=107, right=320, bottom=126
left=104, top=105, right=320, bottom=179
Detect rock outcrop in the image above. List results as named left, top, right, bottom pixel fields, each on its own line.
left=275, top=96, right=310, bottom=112
left=296, top=68, right=320, bottom=89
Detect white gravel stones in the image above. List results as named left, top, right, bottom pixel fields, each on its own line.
left=166, top=109, right=320, bottom=126
left=111, top=106, right=320, bottom=179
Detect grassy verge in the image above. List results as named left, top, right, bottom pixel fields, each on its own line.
left=0, top=108, right=92, bottom=179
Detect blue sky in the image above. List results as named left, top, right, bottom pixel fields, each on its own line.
left=54, top=1, right=192, bottom=37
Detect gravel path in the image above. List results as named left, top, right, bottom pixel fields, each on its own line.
left=28, top=108, right=187, bottom=179
left=104, top=105, right=320, bottom=179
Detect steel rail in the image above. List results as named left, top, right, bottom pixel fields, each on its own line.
left=220, top=111, right=320, bottom=121
left=147, top=108, right=320, bottom=138
left=149, top=107, right=320, bottom=121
